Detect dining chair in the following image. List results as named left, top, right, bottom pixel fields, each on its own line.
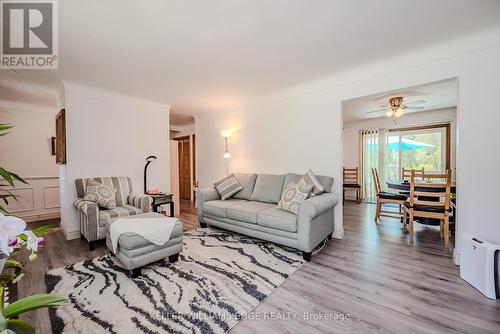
left=403, top=169, right=452, bottom=248
left=371, top=168, right=407, bottom=222
left=343, top=167, right=361, bottom=204
left=402, top=167, right=424, bottom=181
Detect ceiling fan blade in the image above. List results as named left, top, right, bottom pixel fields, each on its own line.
left=405, top=99, right=426, bottom=105
left=405, top=106, right=425, bottom=111
left=366, top=108, right=387, bottom=114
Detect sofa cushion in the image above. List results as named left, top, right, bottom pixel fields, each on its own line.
left=276, top=181, right=313, bottom=214
left=316, top=175, right=334, bottom=193
left=250, top=174, right=286, bottom=204
left=258, top=207, right=297, bottom=233
left=301, top=169, right=325, bottom=196
left=98, top=205, right=143, bottom=227
left=84, top=179, right=117, bottom=209
left=232, top=173, right=257, bottom=200
left=76, top=177, right=132, bottom=206
left=204, top=199, right=246, bottom=218
left=214, top=173, right=243, bottom=200
left=227, top=201, right=274, bottom=224
left=284, top=173, right=334, bottom=193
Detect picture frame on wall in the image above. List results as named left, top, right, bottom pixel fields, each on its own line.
left=55, top=109, right=66, bottom=164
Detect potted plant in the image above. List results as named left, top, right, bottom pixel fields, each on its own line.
left=0, top=123, right=67, bottom=333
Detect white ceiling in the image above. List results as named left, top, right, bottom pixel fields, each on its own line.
left=342, top=79, right=458, bottom=123
left=1, top=0, right=500, bottom=115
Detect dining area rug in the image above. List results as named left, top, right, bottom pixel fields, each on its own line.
left=45, top=227, right=305, bottom=334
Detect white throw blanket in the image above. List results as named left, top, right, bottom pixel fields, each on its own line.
left=109, top=217, right=178, bottom=254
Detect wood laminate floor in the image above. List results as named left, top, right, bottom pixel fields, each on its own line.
left=17, top=201, right=500, bottom=334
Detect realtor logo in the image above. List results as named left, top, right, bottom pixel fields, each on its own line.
left=1, top=0, right=58, bottom=69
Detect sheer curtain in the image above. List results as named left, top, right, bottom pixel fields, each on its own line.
left=360, top=129, right=388, bottom=203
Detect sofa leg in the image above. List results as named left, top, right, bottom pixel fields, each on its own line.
left=88, top=241, right=96, bottom=251
left=80, top=234, right=85, bottom=241
left=199, top=222, right=207, bottom=228
left=131, top=268, right=141, bottom=278
left=303, top=251, right=312, bottom=262
left=327, top=233, right=333, bottom=240
left=169, top=253, right=179, bottom=263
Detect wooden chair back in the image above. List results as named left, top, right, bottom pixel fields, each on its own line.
left=371, top=168, right=381, bottom=195
left=343, top=167, right=359, bottom=184
left=402, top=167, right=424, bottom=180
left=408, top=169, right=452, bottom=214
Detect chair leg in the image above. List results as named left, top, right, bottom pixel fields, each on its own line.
left=375, top=201, right=381, bottom=222
left=343, top=189, right=345, bottom=205
left=440, top=220, right=444, bottom=238
left=303, top=251, right=312, bottom=262
left=130, top=268, right=141, bottom=278
left=444, top=215, right=449, bottom=249
left=402, top=207, right=407, bottom=233
left=409, top=210, right=414, bottom=244
left=169, top=253, right=179, bottom=263
left=89, top=241, right=96, bottom=251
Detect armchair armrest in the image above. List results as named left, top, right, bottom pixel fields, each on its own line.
left=196, top=187, right=220, bottom=203
left=73, top=198, right=99, bottom=241
left=127, top=192, right=152, bottom=212
left=73, top=198, right=98, bottom=215
left=298, top=192, right=339, bottom=220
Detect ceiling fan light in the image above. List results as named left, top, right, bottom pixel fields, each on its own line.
left=385, top=110, right=394, bottom=117
left=394, top=107, right=405, bottom=118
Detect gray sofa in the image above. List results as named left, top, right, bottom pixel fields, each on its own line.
left=196, top=173, right=339, bottom=261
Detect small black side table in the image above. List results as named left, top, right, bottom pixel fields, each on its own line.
left=149, top=193, right=174, bottom=217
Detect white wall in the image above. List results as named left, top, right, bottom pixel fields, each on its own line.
left=343, top=107, right=457, bottom=200
left=59, top=84, right=170, bottom=239
left=195, top=26, right=500, bottom=263
left=0, top=103, right=61, bottom=220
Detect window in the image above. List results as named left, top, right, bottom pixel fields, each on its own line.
left=386, top=124, right=450, bottom=181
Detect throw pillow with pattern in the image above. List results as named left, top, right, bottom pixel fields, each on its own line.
left=276, top=180, right=313, bottom=214
left=214, top=173, right=243, bottom=200
left=83, top=179, right=117, bottom=209
left=300, top=169, right=324, bottom=196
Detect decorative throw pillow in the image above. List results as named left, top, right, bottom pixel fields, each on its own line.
left=214, top=173, right=243, bottom=200
left=300, top=169, right=324, bottom=196
left=83, top=179, right=117, bottom=209
left=276, top=181, right=313, bottom=215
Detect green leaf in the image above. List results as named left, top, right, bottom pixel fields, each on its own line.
left=7, top=319, right=35, bottom=334
left=4, top=294, right=68, bottom=318
left=31, top=225, right=52, bottom=237
left=4, top=259, right=22, bottom=269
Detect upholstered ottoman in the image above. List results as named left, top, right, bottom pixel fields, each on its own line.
left=105, top=212, right=183, bottom=277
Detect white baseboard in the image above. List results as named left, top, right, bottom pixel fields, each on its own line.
left=332, top=229, right=344, bottom=239
left=23, top=212, right=60, bottom=223
left=61, top=225, right=80, bottom=240
left=453, top=248, right=460, bottom=266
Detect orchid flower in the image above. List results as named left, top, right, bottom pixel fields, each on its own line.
left=0, top=213, right=26, bottom=256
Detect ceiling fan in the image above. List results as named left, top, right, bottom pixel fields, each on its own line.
left=366, top=96, right=425, bottom=118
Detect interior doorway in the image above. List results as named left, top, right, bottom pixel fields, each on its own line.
left=170, top=112, right=196, bottom=215
left=177, top=136, right=191, bottom=200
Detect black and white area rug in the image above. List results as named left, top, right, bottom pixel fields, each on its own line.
left=46, top=228, right=305, bottom=333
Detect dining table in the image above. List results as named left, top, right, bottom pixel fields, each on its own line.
left=386, top=180, right=457, bottom=226
left=386, top=180, right=456, bottom=194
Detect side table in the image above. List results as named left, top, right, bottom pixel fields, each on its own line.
left=149, top=193, right=174, bottom=217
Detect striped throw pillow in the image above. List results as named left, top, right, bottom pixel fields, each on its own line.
left=300, top=169, right=324, bottom=196
left=214, top=173, right=243, bottom=200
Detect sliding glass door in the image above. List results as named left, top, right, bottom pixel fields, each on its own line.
left=386, top=126, right=447, bottom=181
left=361, top=124, right=450, bottom=202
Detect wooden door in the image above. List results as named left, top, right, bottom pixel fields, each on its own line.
left=178, top=137, right=191, bottom=200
